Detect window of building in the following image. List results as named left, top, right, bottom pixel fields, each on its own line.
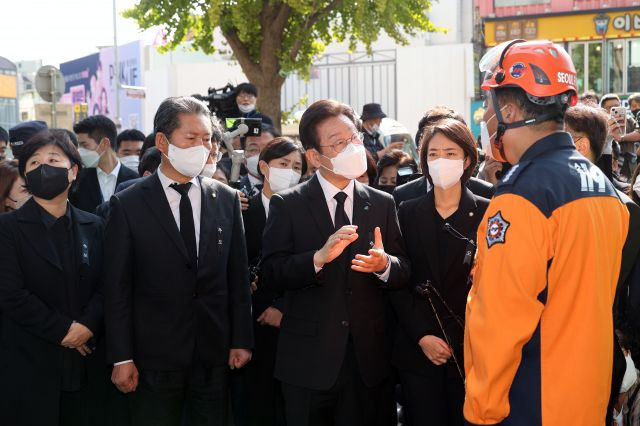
left=569, top=42, right=603, bottom=94
left=609, top=40, right=625, bottom=94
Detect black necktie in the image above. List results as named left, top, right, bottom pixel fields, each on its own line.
left=334, top=192, right=350, bottom=230
left=170, top=182, right=197, bottom=267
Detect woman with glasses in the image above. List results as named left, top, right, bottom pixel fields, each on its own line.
left=390, top=118, right=488, bottom=426
left=0, top=130, right=107, bottom=425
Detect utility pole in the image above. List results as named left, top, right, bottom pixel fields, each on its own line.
left=112, top=0, right=121, bottom=128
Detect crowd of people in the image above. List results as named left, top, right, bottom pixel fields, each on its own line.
left=0, top=39, right=639, bottom=426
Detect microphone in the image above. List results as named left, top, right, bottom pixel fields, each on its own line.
left=443, top=222, right=476, bottom=265
left=223, top=123, right=249, bottom=185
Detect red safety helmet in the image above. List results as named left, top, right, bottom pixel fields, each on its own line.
left=481, top=39, right=578, bottom=104
left=479, top=39, right=578, bottom=162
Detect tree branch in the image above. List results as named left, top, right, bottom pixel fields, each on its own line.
left=289, top=0, right=343, bottom=62
left=259, top=1, right=291, bottom=76
left=222, top=28, right=262, bottom=80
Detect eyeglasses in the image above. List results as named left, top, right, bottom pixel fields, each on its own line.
left=319, top=132, right=364, bottom=154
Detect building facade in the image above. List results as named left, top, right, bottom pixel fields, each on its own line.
left=477, top=0, right=640, bottom=96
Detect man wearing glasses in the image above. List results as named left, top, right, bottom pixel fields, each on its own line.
left=261, top=99, right=410, bottom=426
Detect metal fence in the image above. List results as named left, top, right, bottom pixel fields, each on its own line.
left=281, top=49, right=397, bottom=119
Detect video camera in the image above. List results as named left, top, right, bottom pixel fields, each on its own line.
left=192, top=84, right=238, bottom=120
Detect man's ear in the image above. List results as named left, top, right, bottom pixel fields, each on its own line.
left=501, top=102, right=519, bottom=124
left=306, top=148, right=323, bottom=169
left=156, top=132, right=168, bottom=155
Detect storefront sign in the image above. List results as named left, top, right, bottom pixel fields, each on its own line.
left=486, top=9, right=640, bottom=46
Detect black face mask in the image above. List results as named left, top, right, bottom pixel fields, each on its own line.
left=376, top=184, right=395, bottom=195
left=26, top=164, right=70, bottom=200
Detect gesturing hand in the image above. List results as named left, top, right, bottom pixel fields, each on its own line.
left=419, top=335, right=453, bottom=366
left=351, top=227, right=389, bottom=274
left=238, top=190, right=249, bottom=211
left=229, top=349, right=252, bottom=370
left=313, top=225, right=359, bottom=269
left=61, top=321, right=93, bottom=349
left=112, top=362, right=139, bottom=393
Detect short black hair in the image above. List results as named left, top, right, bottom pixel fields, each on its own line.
left=52, top=129, right=78, bottom=148
left=257, top=137, right=307, bottom=180
left=299, top=99, right=360, bottom=151
left=153, top=96, right=212, bottom=138
left=236, top=82, right=258, bottom=98
left=629, top=93, right=640, bottom=106
left=140, top=132, right=156, bottom=158
left=116, top=129, right=145, bottom=151
left=415, top=106, right=466, bottom=147
left=139, top=146, right=161, bottom=176
left=495, top=86, right=566, bottom=126
left=262, top=123, right=281, bottom=138
left=211, top=119, right=224, bottom=145
left=73, top=115, right=118, bottom=150
left=0, top=126, right=8, bottom=143
left=18, top=130, right=83, bottom=190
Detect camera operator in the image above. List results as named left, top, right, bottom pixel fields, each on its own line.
left=229, top=83, right=274, bottom=126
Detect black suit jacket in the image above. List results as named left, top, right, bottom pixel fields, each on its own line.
left=242, top=193, right=283, bottom=316
left=104, top=173, right=253, bottom=371
left=261, top=175, right=410, bottom=390
left=390, top=188, right=488, bottom=375
left=0, top=199, right=105, bottom=424
left=393, top=176, right=494, bottom=207
left=70, top=164, right=139, bottom=214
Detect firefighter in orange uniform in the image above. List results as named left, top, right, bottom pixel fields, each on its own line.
left=464, top=39, right=629, bottom=425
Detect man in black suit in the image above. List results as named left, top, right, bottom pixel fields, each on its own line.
left=70, top=115, right=138, bottom=213
left=261, top=99, right=410, bottom=426
left=104, top=96, right=253, bottom=426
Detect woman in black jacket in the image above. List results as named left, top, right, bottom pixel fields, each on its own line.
left=391, top=119, right=489, bottom=426
left=0, top=131, right=107, bottom=426
left=233, top=137, right=306, bottom=426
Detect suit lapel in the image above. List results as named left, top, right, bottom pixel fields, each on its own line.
left=198, top=177, right=218, bottom=263
left=417, top=192, right=442, bottom=286
left=140, top=173, right=190, bottom=261
left=71, top=207, right=94, bottom=268
left=440, top=187, right=479, bottom=282
left=86, top=168, right=104, bottom=205
left=16, top=199, right=62, bottom=270
left=303, top=175, right=334, bottom=242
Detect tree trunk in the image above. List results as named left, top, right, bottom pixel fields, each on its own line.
left=256, top=77, right=285, bottom=131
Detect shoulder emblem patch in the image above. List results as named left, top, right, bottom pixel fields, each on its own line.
left=486, top=211, right=510, bottom=248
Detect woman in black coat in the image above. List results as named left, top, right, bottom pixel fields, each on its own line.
left=0, top=131, right=107, bottom=426
left=231, top=137, right=306, bottom=426
left=391, top=119, right=489, bottom=426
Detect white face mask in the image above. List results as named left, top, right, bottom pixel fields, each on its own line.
left=246, top=155, right=260, bottom=177
left=200, top=163, right=217, bottom=178
left=166, top=140, right=209, bottom=178
left=369, top=124, right=380, bottom=134
left=480, top=106, right=508, bottom=161
left=238, top=103, right=256, bottom=114
left=428, top=158, right=464, bottom=190
left=267, top=167, right=301, bottom=193
left=120, top=155, right=139, bottom=172
left=78, top=147, right=100, bottom=168
left=621, top=352, right=638, bottom=393
left=323, top=143, right=368, bottom=180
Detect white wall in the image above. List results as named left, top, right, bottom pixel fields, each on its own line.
left=396, top=43, right=475, bottom=138
left=142, top=53, right=246, bottom=131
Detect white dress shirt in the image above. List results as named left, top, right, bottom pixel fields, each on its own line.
left=96, top=161, right=121, bottom=202
left=157, top=167, right=202, bottom=255
left=314, top=171, right=390, bottom=281
left=261, top=191, right=271, bottom=219
left=114, top=168, right=203, bottom=367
